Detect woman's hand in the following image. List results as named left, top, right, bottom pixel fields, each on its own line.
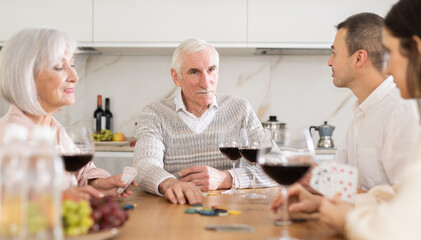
left=89, top=174, right=138, bottom=198
left=62, top=185, right=105, bottom=200
left=270, top=183, right=322, bottom=214
left=319, top=193, right=354, bottom=234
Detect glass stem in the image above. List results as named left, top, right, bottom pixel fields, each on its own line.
left=281, top=185, right=289, bottom=224
left=231, top=162, right=236, bottom=190
left=252, top=164, right=256, bottom=193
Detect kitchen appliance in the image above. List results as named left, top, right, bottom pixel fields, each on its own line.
left=262, top=115, right=286, bottom=145
left=309, top=121, right=335, bottom=148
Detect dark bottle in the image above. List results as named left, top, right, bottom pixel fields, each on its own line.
left=104, top=98, right=113, bottom=131
left=93, top=95, right=105, bottom=132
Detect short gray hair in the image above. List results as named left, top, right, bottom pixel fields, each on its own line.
left=171, top=39, right=219, bottom=79
left=0, top=27, right=77, bottom=116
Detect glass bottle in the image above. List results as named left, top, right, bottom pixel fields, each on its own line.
left=26, top=126, right=64, bottom=240
left=0, top=124, right=29, bottom=239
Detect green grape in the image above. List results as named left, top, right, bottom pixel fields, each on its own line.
left=62, top=199, right=93, bottom=236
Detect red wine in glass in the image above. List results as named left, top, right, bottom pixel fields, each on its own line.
left=219, top=147, right=241, bottom=161
left=62, top=154, right=94, bottom=172
left=261, top=163, right=311, bottom=186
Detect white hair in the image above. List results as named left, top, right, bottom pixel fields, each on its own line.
left=171, top=39, right=219, bottom=79
left=0, top=27, right=77, bottom=116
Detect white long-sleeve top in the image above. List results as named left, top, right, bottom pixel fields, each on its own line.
left=334, top=76, right=419, bottom=190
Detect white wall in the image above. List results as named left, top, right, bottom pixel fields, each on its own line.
left=59, top=53, right=355, bottom=146
left=0, top=53, right=356, bottom=145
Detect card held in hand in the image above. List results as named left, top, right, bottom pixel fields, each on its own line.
left=117, top=166, right=137, bottom=194
left=310, top=162, right=358, bottom=203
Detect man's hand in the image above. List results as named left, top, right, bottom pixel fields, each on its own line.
left=179, top=165, right=232, bottom=191
left=319, top=193, right=354, bottom=234
left=89, top=174, right=138, bottom=198
left=159, top=178, right=202, bottom=204
left=270, top=183, right=323, bottom=214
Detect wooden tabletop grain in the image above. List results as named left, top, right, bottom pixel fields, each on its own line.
left=116, top=187, right=344, bottom=240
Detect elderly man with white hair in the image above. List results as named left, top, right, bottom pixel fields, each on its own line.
left=133, top=39, right=277, bottom=204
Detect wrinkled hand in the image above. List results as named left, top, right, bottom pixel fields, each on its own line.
left=270, top=183, right=322, bottom=214
left=159, top=178, right=202, bottom=204
left=63, top=185, right=104, bottom=200
left=319, top=193, right=354, bottom=234
left=89, top=174, right=138, bottom=198
left=179, top=165, right=232, bottom=191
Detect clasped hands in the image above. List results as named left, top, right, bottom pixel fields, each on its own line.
left=159, top=165, right=232, bottom=204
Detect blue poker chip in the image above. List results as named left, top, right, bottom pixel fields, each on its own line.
left=198, top=209, right=218, bottom=216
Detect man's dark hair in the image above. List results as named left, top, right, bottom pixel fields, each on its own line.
left=336, top=12, right=385, bottom=73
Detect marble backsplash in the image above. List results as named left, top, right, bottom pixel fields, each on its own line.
left=0, top=52, right=356, bottom=146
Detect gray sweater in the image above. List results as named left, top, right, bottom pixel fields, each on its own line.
left=133, top=94, right=278, bottom=195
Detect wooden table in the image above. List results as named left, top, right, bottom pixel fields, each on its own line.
left=117, top=187, right=344, bottom=240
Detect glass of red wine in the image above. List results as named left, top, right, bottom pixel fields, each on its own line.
left=219, top=129, right=241, bottom=194
left=259, top=128, right=314, bottom=240
left=239, top=128, right=272, bottom=199
left=61, top=126, right=95, bottom=188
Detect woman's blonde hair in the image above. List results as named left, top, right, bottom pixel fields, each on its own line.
left=0, top=27, right=77, bottom=116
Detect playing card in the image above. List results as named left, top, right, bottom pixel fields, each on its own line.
left=310, top=162, right=335, bottom=199
left=309, top=162, right=358, bottom=203
left=333, top=164, right=358, bottom=203
left=117, top=166, right=137, bottom=194
left=205, top=224, right=255, bottom=232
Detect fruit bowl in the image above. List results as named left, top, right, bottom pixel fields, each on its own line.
left=94, top=141, right=130, bottom=147
left=65, top=228, right=119, bottom=240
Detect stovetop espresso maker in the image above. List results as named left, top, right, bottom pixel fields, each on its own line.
left=309, top=121, right=335, bottom=148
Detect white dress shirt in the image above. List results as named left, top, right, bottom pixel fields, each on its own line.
left=334, top=76, right=419, bottom=190
left=174, top=89, right=218, bottom=134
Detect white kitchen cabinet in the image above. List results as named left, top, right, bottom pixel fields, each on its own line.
left=0, top=0, right=92, bottom=45
left=248, top=0, right=397, bottom=48
left=93, top=0, right=247, bottom=48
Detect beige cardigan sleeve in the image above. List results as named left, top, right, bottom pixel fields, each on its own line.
left=345, top=139, right=421, bottom=240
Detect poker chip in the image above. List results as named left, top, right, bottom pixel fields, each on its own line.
left=228, top=210, right=242, bottom=216
left=190, top=204, right=203, bottom=207
left=198, top=209, right=218, bottom=216
left=184, top=208, right=199, bottom=214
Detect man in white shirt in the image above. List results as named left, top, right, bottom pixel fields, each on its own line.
left=329, top=13, right=419, bottom=190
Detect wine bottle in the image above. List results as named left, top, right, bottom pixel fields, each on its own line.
left=105, top=98, right=113, bottom=131
left=93, top=95, right=105, bottom=132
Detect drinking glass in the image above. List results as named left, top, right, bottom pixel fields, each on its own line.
left=239, top=128, right=272, bottom=199
left=61, top=126, right=95, bottom=188
left=259, top=128, right=314, bottom=240
left=218, top=129, right=241, bottom=194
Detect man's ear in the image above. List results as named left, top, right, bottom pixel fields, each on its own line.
left=412, top=35, right=421, bottom=54
left=171, top=68, right=181, bottom=87
left=354, top=49, right=368, bottom=68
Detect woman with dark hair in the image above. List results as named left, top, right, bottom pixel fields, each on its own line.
left=271, top=0, right=421, bottom=238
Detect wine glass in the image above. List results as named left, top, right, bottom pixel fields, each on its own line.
left=238, top=128, right=272, bottom=199
left=219, top=129, right=242, bottom=194
left=259, top=128, right=314, bottom=240
left=61, top=126, right=95, bottom=188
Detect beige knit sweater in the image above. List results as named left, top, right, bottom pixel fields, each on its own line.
left=133, top=94, right=278, bottom=195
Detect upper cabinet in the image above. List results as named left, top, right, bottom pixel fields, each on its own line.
left=93, top=0, right=247, bottom=47
left=0, top=0, right=93, bottom=44
left=248, top=0, right=398, bottom=48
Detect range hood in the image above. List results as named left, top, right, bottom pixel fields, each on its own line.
left=0, top=46, right=102, bottom=55
left=255, top=48, right=331, bottom=55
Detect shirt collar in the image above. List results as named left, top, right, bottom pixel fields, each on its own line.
left=174, top=88, right=218, bottom=113
left=352, top=76, right=396, bottom=114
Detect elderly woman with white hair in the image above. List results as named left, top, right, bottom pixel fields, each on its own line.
left=0, top=27, right=136, bottom=198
